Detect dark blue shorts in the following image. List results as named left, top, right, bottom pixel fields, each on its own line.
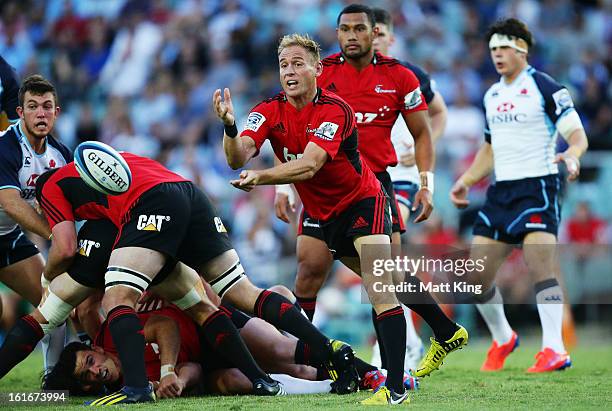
left=473, top=174, right=561, bottom=244
left=0, top=226, right=39, bottom=269
left=393, top=180, right=419, bottom=208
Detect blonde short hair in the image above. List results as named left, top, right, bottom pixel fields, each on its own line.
left=277, top=33, right=321, bottom=63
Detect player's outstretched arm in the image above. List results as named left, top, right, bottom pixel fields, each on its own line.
left=0, top=188, right=51, bottom=238
left=231, top=142, right=327, bottom=191
left=450, top=142, right=494, bottom=209
left=212, top=88, right=257, bottom=169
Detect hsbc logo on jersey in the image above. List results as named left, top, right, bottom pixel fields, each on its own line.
left=403, top=87, right=422, bottom=110
left=314, top=122, right=339, bottom=141
left=245, top=112, right=266, bottom=132
left=497, top=102, right=515, bottom=112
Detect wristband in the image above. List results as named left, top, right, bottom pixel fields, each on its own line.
left=419, top=171, right=434, bottom=194
left=275, top=184, right=295, bottom=204
left=160, top=364, right=176, bottom=379
left=224, top=122, right=238, bottom=138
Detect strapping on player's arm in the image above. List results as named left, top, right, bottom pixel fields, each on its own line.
left=553, top=119, right=589, bottom=182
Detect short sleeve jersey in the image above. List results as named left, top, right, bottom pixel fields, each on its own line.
left=318, top=52, right=428, bottom=173
left=39, top=153, right=188, bottom=229
left=483, top=65, right=578, bottom=181
left=0, top=55, right=19, bottom=123
left=240, top=88, right=380, bottom=220
left=95, top=306, right=200, bottom=382
left=0, top=123, right=72, bottom=235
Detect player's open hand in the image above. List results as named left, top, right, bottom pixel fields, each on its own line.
left=450, top=180, right=470, bottom=209
left=156, top=373, right=184, bottom=399
left=412, top=188, right=433, bottom=223
left=213, top=88, right=235, bottom=126
left=230, top=170, right=259, bottom=192
left=554, top=152, right=580, bottom=181
left=274, top=191, right=295, bottom=223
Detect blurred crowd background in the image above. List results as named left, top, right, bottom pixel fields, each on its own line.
left=0, top=0, right=610, bottom=345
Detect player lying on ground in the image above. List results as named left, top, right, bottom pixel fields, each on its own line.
left=450, top=18, right=588, bottom=372
left=213, top=31, right=465, bottom=406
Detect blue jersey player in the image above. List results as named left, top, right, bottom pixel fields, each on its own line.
left=0, top=75, right=72, bottom=374
left=450, top=18, right=588, bottom=373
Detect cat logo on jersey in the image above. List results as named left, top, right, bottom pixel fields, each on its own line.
left=77, top=239, right=100, bottom=257
left=214, top=217, right=227, bottom=233
left=137, top=215, right=170, bottom=231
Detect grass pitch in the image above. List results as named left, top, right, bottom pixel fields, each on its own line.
left=0, top=342, right=610, bottom=410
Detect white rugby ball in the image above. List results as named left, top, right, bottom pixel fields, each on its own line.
left=74, top=141, right=132, bottom=196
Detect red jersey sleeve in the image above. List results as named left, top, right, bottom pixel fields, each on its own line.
left=309, top=98, right=356, bottom=160
left=39, top=179, right=74, bottom=228
left=239, top=100, right=275, bottom=155
left=397, top=65, right=428, bottom=115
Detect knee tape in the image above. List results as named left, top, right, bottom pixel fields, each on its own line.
left=209, top=261, right=246, bottom=298
left=105, top=266, right=151, bottom=295
left=38, top=292, right=73, bottom=334
left=172, top=288, right=202, bottom=310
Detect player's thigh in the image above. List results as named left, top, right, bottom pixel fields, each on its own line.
left=0, top=253, right=44, bottom=305
left=103, top=247, right=166, bottom=310
left=353, top=234, right=398, bottom=311
left=470, top=235, right=513, bottom=286
left=198, top=249, right=260, bottom=312
left=522, top=231, right=557, bottom=282
left=296, top=234, right=333, bottom=277
left=240, top=317, right=296, bottom=369
left=49, top=272, right=95, bottom=306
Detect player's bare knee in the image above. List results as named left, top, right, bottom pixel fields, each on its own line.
left=101, top=286, right=140, bottom=312
left=268, top=285, right=294, bottom=301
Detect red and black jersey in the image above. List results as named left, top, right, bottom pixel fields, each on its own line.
left=95, top=306, right=200, bottom=382
left=241, top=88, right=381, bottom=221
left=39, top=153, right=187, bottom=229
left=318, top=52, right=428, bottom=173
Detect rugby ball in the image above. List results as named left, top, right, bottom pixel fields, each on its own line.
left=74, top=141, right=132, bottom=196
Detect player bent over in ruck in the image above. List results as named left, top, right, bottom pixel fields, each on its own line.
left=0, top=148, right=358, bottom=403
left=213, top=33, right=467, bottom=406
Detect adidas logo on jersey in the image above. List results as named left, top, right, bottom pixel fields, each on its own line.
left=327, top=83, right=338, bottom=92
left=78, top=239, right=100, bottom=257
left=137, top=215, right=170, bottom=231
left=352, top=216, right=369, bottom=229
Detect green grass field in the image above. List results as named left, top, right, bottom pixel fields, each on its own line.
left=1, top=342, right=611, bottom=410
